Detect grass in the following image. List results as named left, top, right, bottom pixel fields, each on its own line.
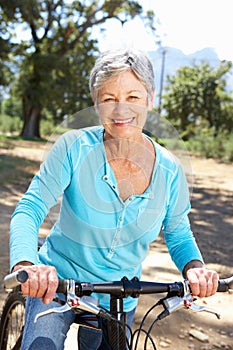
left=0, top=134, right=47, bottom=144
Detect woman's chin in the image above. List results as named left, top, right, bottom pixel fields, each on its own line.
left=104, top=125, right=142, bottom=140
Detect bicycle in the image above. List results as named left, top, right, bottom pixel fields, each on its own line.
left=1, top=269, right=233, bottom=350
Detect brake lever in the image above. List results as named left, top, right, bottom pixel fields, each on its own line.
left=34, top=279, right=76, bottom=323
left=157, top=281, right=221, bottom=320
left=186, top=300, right=221, bottom=319
left=34, top=303, right=71, bottom=323
left=34, top=295, right=103, bottom=323
left=34, top=279, right=114, bottom=323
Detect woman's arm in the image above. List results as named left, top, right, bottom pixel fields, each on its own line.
left=10, top=131, right=75, bottom=270
left=162, top=163, right=218, bottom=297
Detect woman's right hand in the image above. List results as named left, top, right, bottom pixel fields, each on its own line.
left=13, top=262, right=59, bottom=304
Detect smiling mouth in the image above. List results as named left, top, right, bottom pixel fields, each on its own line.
left=112, top=117, right=134, bottom=125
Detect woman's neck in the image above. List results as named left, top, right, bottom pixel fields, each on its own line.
left=103, top=133, right=155, bottom=178
left=103, top=132, right=147, bottom=160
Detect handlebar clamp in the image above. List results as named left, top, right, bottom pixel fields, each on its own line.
left=122, top=276, right=142, bottom=298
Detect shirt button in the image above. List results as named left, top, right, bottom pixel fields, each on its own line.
left=119, top=217, right=122, bottom=221
left=103, top=176, right=108, bottom=181
left=128, top=197, right=132, bottom=201
left=112, top=185, right=116, bottom=189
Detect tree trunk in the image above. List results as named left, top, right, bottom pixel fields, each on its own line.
left=20, top=95, right=42, bottom=139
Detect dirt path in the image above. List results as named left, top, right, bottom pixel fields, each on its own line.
left=0, top=140, right=232, bottom=349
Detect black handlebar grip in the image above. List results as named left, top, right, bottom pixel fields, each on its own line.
left=217, top=276, right=233, bottom=292
left=4, top=270, right=29, bottom=289
left=56, top=279, right=69, bottom=294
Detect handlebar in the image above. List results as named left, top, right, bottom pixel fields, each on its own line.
left=216, top=276, right=233, bottom=292
left=57, top=277, right=186, bottom=297
left=3, top=271, right=233, bottom=327
left=4, top=270, right=29, bottom=290
left=4, top=271, right=233, bottom=296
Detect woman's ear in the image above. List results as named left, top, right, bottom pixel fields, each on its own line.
left=94, top=102, right=99, bottom=116
left=148, top=90, right=155, bottom=111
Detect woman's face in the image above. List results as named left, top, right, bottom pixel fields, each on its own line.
left=95, top=71, right=154, bottom=140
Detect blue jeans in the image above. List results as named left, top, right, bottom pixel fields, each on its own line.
left=21, top=295, right=135, bottom=350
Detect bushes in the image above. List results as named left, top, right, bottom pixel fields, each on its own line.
left=40, top=118, right=56, bottom=137
left=0, top=114, right=22, bottom=134
left=0, top=113, right=55, bottom=138
left=187, top=129, right=233, bottom=163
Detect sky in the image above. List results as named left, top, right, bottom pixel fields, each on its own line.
left=95, top=0, right=233, bottom=62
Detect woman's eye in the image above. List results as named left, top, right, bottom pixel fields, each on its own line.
left=128, top=96, right=140, bottom=101
left=103, top=97, right=115, bottom=103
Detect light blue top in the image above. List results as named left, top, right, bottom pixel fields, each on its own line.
left=10, top=126, right=203, bottom=311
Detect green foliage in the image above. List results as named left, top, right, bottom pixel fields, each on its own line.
left=2, top=96, right=22, bottom=118
left=186, top=129, right=233, bottom=163
left=161, top=61, right=233, bottom=162
left=0, top=18, right=14, bottom=87
left=0, top=0, right=154, bottom=138
left=0, top=97, right=23, bottom=133
left=40, top=110, right=56, bottom=137
left=0, top=114, right=22, bottom=133
left=163, top=61, right=233, bottom=140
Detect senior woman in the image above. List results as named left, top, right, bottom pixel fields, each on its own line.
left=10, top=49, right=218, bottom=350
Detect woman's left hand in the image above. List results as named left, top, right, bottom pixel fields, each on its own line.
left=186, top=267, right=219, bottom=297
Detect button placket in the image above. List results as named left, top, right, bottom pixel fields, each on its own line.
left=102, top=174, right=119, bottom=196
left=107, top=208, right=126, bottom=259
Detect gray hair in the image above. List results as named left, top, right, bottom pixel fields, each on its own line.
left=89, top=49, right=155, bottom=100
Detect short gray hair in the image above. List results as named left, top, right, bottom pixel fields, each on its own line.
left=89, top=49, right=155, bottom=100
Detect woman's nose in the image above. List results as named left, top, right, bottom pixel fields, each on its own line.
left=113, top=102, right=131, bottom=116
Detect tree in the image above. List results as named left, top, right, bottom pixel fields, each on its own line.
left=0, top=15, right=14, bottom=107
left=0, top=0, right=155, bottom=138
left=162, top=61, right=233, bottom=139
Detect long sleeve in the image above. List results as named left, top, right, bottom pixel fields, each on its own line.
left=10, top=131, right=74, bottom=270
left=162, top=163, right=203, bottom=273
